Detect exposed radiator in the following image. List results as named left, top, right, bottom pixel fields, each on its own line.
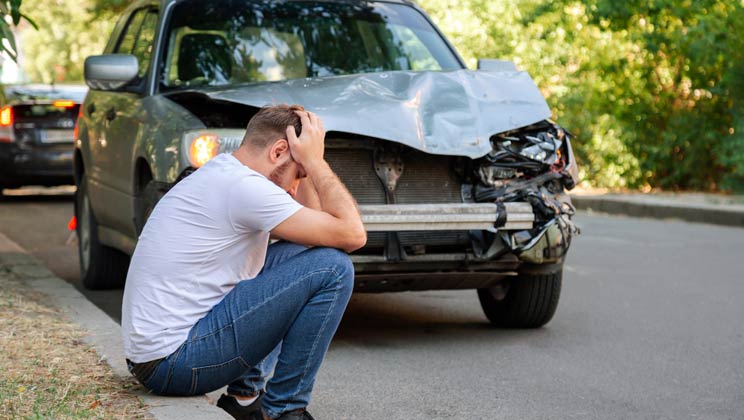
left=324, top=139, right=469, bottom=252
left=324, top=143, right=462, bottom=205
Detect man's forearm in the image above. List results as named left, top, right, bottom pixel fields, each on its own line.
left=295, top=177, right=322, bottom=211
left=305, top=160, right=361, bottom=224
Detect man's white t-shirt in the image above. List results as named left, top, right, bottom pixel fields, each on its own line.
left=121, top=153, right=303, bottom=363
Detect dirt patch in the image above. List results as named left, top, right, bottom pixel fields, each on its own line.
left=0, top=267, right=152, bottom=419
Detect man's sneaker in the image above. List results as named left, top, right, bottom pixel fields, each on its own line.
left=275, top=409, right=315, bottom=420
left=216, top=393, right=264, bottom=420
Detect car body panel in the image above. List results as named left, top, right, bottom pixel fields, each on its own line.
left=82, top=3, right=162, bottom=234
left=84, top=90, right=133, bottom=233
left=134, top=96, right=206, bottom=183
left=182, top=69, right=551, bottom=159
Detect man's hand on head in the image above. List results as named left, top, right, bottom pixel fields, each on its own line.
left=272, top=110, right=366, bottom=252
left=286, top=111, right=325, bottom=167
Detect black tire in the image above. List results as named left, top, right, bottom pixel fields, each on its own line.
left=75, top=175, right=130, bottom=290
left=478, top=265, right=562, bottom=328
left=134, top=179, right=163, bottom=236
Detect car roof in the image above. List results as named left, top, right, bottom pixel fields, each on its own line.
left=3, top=84, right=88, bottom=103
left=143, top=0, right=419, bottom=10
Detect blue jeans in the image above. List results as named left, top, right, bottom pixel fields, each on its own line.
left=135, top=242, right=354, bottom=418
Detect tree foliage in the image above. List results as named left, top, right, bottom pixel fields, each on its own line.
left=16, top=0, right=744, bottom=191
left=19, top=0, right=117, bottom=83
left=420, top=0, right=744, bottom=191
left=0, top=0, right=37, bottom=61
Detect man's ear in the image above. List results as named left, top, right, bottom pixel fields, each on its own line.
left=268, top=139, right=290, bottom=163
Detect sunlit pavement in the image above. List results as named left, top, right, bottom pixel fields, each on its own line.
left=1, top=185, right=76, bottom=196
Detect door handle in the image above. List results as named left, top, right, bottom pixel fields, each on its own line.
left=105, top=108, right=116, bottom=122
left=87, top=103, right=96, bottom=115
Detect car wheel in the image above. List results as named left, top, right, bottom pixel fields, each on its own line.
left=477, top=265, right=562, bottom=328
left=75, top=175, right=130, bottom=290
left=134, top=179, right=163, bottom=236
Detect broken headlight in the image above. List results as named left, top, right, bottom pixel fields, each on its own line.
left=468, top=120, right=581, bottom=263
left=474, top=120, right=573, bottom=192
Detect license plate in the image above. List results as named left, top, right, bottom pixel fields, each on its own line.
left=40, top=129, right=74, bottom=143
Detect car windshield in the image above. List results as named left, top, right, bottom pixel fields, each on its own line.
left=160, top=0, right=462, bottom=90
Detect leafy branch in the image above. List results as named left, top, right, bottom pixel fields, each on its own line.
left=0, top=0, right=37, bottom=61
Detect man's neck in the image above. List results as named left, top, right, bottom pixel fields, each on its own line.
left=232, top=146, right=272, bottom=178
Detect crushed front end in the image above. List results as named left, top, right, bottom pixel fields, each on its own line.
left=465, top=119, right=580, bottom=267
left=336, top=119, right=580, bottom=292
left=166, top=67, right=581, bottom=294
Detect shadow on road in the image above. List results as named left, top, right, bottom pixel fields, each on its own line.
left=335, top=291, right=553, bottom=348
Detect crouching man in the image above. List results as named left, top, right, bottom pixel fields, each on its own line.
left=121, top=104, right=366, bottom=420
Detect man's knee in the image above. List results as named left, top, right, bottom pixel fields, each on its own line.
left=308, top=247, right=354, bottom=290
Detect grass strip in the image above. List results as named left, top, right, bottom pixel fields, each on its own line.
left=0, top=265, right=152, bottom=419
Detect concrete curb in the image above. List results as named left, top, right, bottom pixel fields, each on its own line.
left=0, top=232, right=230, bottom=420
left=571, top=195, right=744, bottom=228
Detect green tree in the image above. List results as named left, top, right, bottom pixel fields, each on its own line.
left=15, top=0, right=744, bottom=191
left=586, top=0, right=744, bottom=190
left=419, top=0, right=744, bottom=192
left=89, top=0, right=130, bottom=17
left=20, top=0, right=118, bottom=83
left=0, top=0, right=36, bottom=60
left=420, top=0, right=644, bottom=187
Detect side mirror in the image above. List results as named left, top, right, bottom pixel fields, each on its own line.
left=477, top=59, right=518, bottom=72
left=84, top=54, right=139, bottom=91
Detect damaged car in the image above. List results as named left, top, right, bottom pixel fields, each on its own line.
left=75, top=0, right=579, bottom=328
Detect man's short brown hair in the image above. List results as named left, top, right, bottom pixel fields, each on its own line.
left=241, top=104, right=305, bottom=149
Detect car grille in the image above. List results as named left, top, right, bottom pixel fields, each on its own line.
left=324, top=139, right=470, bottom=252
left=324, top=147, right=386, bottom=205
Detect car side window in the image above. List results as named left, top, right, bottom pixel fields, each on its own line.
left=115, top=9, right=146, bottom=55
left=111, top=8, right=159, bottom=89
left=131, top=10, right=159, bottom=78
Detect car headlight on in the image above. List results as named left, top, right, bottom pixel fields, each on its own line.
left=182, top=129, right=245, bottom=168
left=190, top=134, right=219, bottom=167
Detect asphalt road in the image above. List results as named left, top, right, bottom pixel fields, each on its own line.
left=1, top=187, right=743, bottom=420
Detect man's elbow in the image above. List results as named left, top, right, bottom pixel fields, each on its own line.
left=342, top=226, right=367, bottom=253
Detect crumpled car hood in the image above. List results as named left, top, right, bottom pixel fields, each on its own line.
left=197, top=69, right=551, bottom=159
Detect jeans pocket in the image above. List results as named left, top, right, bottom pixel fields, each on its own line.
left=190, top=356, right=251, bottom=395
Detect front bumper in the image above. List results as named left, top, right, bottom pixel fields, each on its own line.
left=351, top=202, right=577, bottom=292
left=360, top=203, right=535, bottom=232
